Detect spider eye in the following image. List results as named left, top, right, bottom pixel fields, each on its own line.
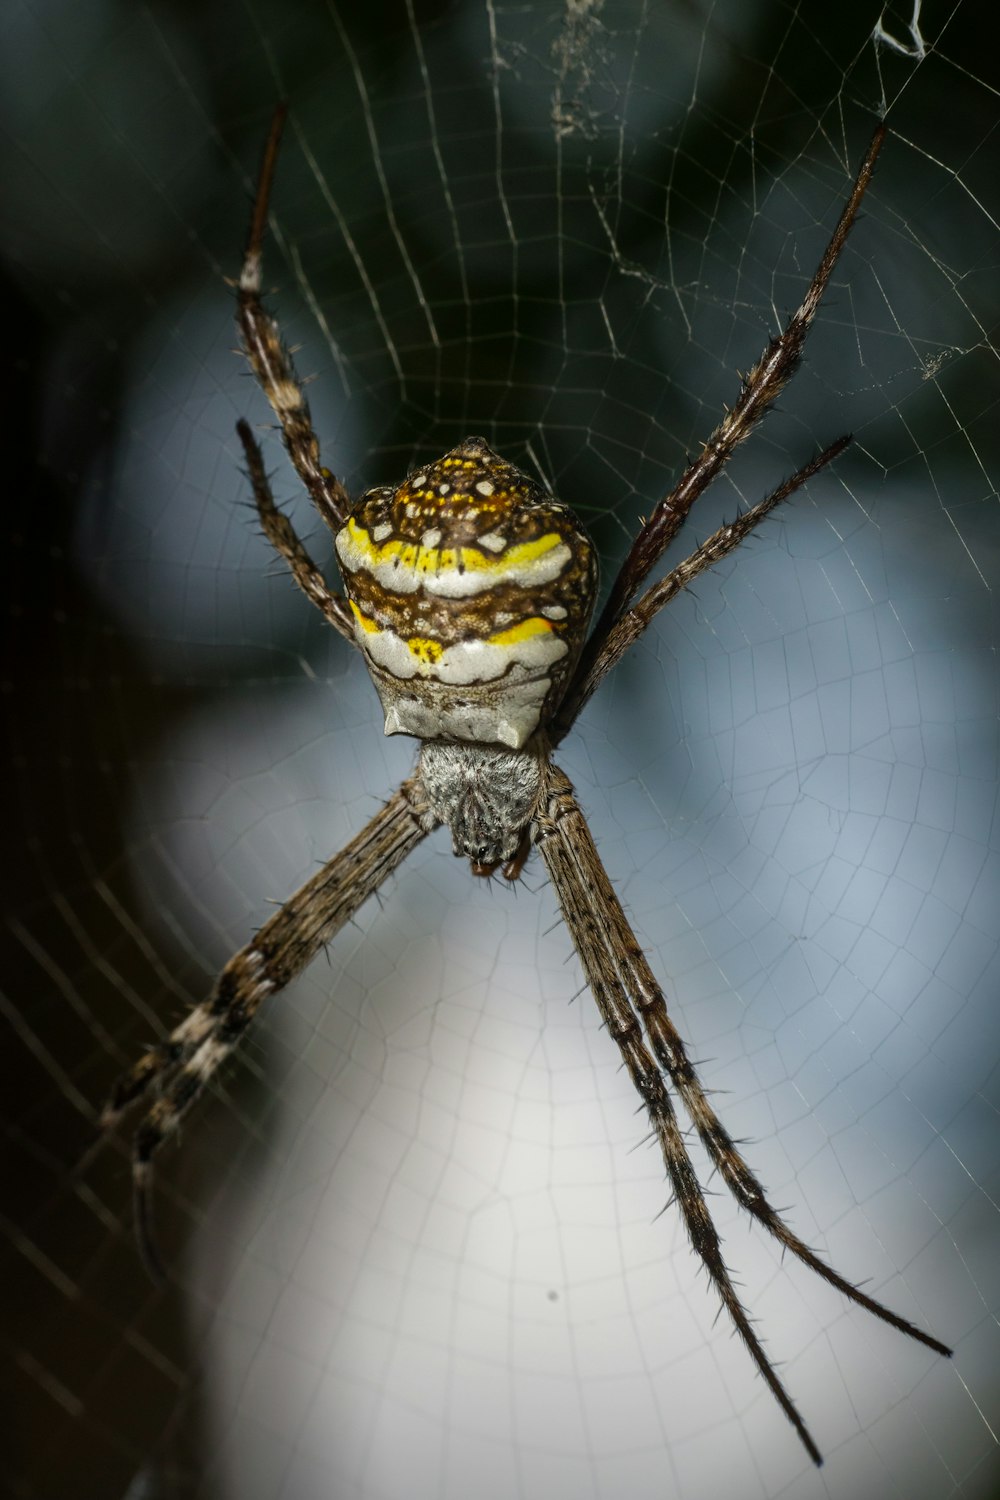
left=452, top=825, right=511, bottom=868
left=466, top=841, right=501, bottom=868
left=336, top=436, right=597, bottom=748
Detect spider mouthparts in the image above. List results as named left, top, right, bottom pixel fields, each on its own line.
left=501, top=839, right=531, bottom=882
left=470, top=859, right=500, bottom=878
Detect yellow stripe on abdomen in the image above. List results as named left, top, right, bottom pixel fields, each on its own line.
left=337, top=518, right=571, bottom=599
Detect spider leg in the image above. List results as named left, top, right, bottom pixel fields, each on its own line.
left=534, top=762, right=949, bottom=1465
left=555, top=768, right=952, bottom=1354
left=237, top=103, right=353, bottom=536
left=534, top=765, right=823, bottom=1463
left=563, top=124, right=887, bottom=728
left=555, top=434, right=849, bottom=733
left=102, top=775, right=437, bottom=1280
left=237, top=418, right=355, bottom=644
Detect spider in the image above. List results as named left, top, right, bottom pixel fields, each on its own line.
left=103, top=107, right=950, bottom=1464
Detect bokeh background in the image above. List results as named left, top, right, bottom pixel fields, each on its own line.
left=3, top=1, right=999, bottom=1497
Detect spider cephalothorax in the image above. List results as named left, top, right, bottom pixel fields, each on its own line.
left=102, top=108, right=949, bottom=1466
left=419, top=736, right=546, bottom=876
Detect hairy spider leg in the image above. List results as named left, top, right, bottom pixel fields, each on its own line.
left=557, top=435, right=851, bottom=733
left=534, top=762, right=950, bottom=1465
left=237, top=102, right=353, bottom=537
left=103, top=780, right=435, bottom=1279
left=237, top=418, right=355, bottom=643
left=561, top=124, right=887, bottom=734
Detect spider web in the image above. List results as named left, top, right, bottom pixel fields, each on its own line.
left=3, top=1, right=999, bottom=1497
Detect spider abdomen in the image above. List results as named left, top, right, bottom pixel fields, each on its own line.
left=335, top=437, right=596, bottom=748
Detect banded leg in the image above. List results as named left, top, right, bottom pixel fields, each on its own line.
left=237, top=418, right=355, bottom=643
left=102, top=775, right=437, bottom=1279
left=554, top=435, right=849, bottom=735
left=566, top=124, right=887, bottom=712
left=534, top=763, right=949, bottom=1465
left=237, top=103, right=352, bottom=535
